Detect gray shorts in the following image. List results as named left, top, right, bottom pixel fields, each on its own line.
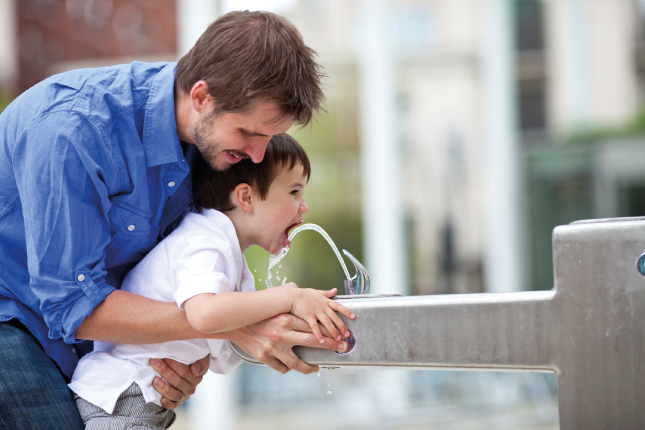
left=74, top=383, right=176, bottom=430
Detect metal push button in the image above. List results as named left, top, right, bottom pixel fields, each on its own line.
left=637, top=252, right=645, bottom=276
left=336, top=331, right=356, bottom=356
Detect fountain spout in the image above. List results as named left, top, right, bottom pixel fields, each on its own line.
left=342, top=250, right=370, bottom=295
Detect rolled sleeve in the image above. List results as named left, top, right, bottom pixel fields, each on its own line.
left=174, top=238, right=232, bottom=309
left=14, top=111, right=116, bottom=344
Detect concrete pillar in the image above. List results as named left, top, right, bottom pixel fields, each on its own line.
left=481, top=0, right=522, bottom=293
left=357, top=0, right=407, bottom=296
left=546, top=0, right=592, bottom=134
left=177, top=0, right=220, bottom=57
left=563, top=0, right=591, bottom=130
left=189, top=371, right=237, bottom=430
left=549, top=0, right=636, bottom=132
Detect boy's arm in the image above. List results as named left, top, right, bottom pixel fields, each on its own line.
left=184, top=284, right=354, bottom=342
left=183, top=287, right=295, bottom=334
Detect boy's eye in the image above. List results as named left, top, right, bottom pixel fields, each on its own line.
left=290, top=189, right=299, bottom=195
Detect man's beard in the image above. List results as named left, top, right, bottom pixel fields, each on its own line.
left=192, top=111, right=223, bottom=171
left=191, top=111, right=247, bottom=172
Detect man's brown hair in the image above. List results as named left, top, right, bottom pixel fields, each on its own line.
left=176, top=10, right=325, bottom=125
left=193, top=134, right=311, bottom=212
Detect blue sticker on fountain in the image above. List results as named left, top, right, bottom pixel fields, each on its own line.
left=638, top=253, right=645, bottom=277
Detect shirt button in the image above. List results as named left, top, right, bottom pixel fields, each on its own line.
left=168, top=180, right=176, bottom=187
left=77, top=274, right=85, bottom=282
left=128, top=225, right=135, bottom=231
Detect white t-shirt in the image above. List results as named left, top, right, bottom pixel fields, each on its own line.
left=68, top=209, right=255, bottom=414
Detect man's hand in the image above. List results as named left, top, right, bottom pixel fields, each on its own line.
left=227, top=313, right=349, bottom=374
left=149, top=355, right=210, bottom=409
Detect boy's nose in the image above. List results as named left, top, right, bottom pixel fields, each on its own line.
left=300, top=200, right=309, bottom=214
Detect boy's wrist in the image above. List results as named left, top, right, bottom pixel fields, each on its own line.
left=283, top=285, right=299, bottom=314
left=266, top=284, right=298, bottom=314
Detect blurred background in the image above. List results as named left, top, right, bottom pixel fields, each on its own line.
left=4, top=0, right=645, bottom=428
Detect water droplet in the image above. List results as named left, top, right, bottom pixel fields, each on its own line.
left=282, top=276, right=287, bottom=285
left=259, top=279, right=262, bottom=282
left=327, top=391, right=332, bottom=395
left=279, top=265, right=282, bottom=268
left=317, top=373, right=320, bottom=377
left=254, top=269, right=257, bottom=272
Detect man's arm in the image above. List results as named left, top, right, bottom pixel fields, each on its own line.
left=75, top=290, right=202, bottom=344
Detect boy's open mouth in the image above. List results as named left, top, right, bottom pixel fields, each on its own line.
left=283, top=220, right=303, bottom=247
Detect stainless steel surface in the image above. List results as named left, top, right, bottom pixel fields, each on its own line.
left=230, top=217, right=645, bottom=429
left=342, top=249, right=370, bottom=295
left=570, top=215, right=645, bottom=224
left=333, top=294, right=401, bottom=300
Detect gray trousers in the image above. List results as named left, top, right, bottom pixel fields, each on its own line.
left=74, top=383, right=176, bottom=430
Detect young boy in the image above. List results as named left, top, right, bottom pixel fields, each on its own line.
left=68, top=134, right=355, bottom=429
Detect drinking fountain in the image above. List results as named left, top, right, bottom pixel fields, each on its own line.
left=341, top=250, right=371, bottom=296
left=230, top=217, right=645, bottom=429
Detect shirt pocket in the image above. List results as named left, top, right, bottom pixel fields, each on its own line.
left=105, top=202, right=155, bottom=268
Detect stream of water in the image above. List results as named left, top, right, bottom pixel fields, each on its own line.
left=265, top=223, right=351, bottom=288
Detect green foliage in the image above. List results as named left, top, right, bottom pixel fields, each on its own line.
left=566, top=109, right=645, bottom=145
left=0, top=92, right=12, bottom=115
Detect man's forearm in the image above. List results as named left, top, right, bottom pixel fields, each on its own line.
left=75, top=290, right=230, bottom=344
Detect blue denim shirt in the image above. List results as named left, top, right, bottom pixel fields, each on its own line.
left=0, top=61, right=196, bottom=377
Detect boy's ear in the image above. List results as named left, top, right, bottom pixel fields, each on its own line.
left=233, top=183, right=255, bottom=213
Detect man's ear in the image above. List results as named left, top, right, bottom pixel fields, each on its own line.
left=233, top=183, right=255, bottom=213
left=189, top=80, right=214, bottom=114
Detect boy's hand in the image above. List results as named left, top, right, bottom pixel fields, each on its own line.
left=288, top=286, right=355, bottom=344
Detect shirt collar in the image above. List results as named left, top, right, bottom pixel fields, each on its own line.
left=142, top=62, right=182, bottom=167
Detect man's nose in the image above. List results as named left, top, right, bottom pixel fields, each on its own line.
left=245, top=137, right=270, bottom=163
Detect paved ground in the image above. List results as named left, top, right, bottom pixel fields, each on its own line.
left=171, top=403, right=559, bottom=430
left=168, top=366, right=560, bottom=429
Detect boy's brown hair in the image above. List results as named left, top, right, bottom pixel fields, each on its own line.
left=175, top=10, right=325, bottom=126
left=193, top=134, right=311, bottom=212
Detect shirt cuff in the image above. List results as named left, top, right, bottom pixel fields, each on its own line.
left=46, top=272, right=115, bottom=344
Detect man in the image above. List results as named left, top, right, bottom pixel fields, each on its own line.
left=0, top=11, right=348, bottom=429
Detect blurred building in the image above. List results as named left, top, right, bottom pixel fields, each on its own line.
left=281, top=0, right=645, bottom=295
left=8, top=0, right=177, bottom=95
